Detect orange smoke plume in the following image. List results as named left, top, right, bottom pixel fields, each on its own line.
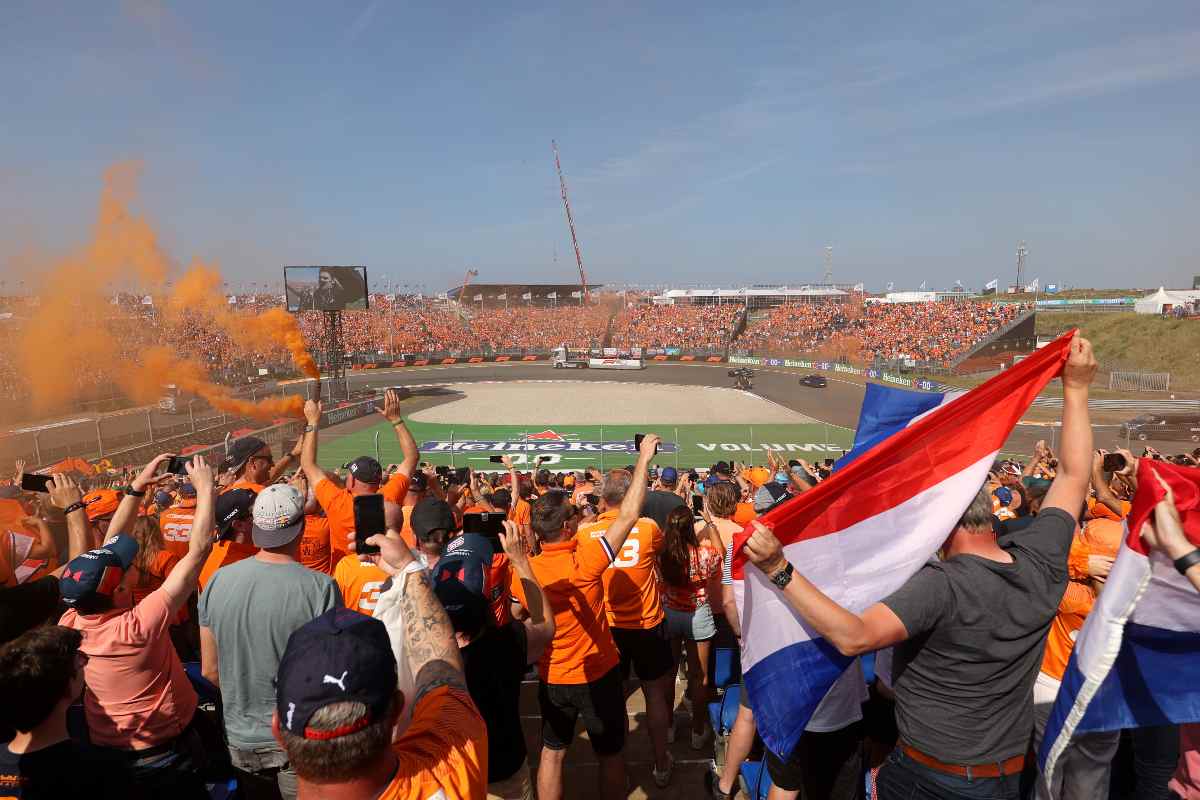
left=9, top=162, right=317, bottom=419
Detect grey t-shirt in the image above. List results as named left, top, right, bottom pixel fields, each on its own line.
left=642, top=490, right=687, bottom=531
left=881, top=507, right=1075, bottom=764
left=198, top=558, right=341, bottom=748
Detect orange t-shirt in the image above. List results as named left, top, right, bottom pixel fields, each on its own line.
left=299, top=515, right=332, bottom=574
left=1041, top=579, right=1095, bottom=680
left=315, top=479, right=358, bottom=557
left=510, top=498, right=532, bottom=528
left=576, top=510, right=665, bottom=630
left=1087, top=496, right=1130, bottom=522
left=198, top=541, right=258, bottom=591
left=131, top=550, right=181, bottom=607
left=333, top=554, right=390, bottom=615
left=732, top=502, right=756, bottom=526
left=159, top=500, right=197, bottom=560
left=222, top=479, right=266, bottom=495
left=528, top=536, right=620, bottom=684
left=381, top=472, right=412, bottom=506
left=376, top=686, right=486, bottom=800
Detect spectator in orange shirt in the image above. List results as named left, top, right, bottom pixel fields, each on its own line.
left=159, top=482, right=198, bottom=559
left=528, top=433, right=658, bottom=800
left=301, top=391, right=418, bottom=557
left=197, top=488, right=259, bottom=592
left=220, top=435, right=297, bottom=494
left=289, top=472, right=333, bottom=574
left=576, top=464, right=675, bottom=787
left=273, top=527, right=486, bottom=799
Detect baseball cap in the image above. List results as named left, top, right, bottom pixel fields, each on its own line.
left=347, top=456, right=383, bottom=485
left=659, top=467, right=679, bottom=485
left=753, top=482, right=789, bottom=514
left=411, top=498, right=457, bottom=542
left=408, top=471, right=428, bottom=492
left=83, top=489, right=122, bottom=522
left=178, top=482, right=197, bottom=497
left=993, top=486, right=1014, bottom=507
left=153, top=490, right=173, bottom=509
left=1001, top=462, right=1022, bottom=477
left=712, top=461, right=731, bottom=475
left=745, top=467, right=771, bottom=487
left=432, top=534, right=498, bottom=633
left=222, top=436, right=268, bottom=474
left=215, top=488, right=257, bottom=538
left=60, top=534, right=138, bottom=613
left=275, top=608, right=397, bottom=740
left=252, top=484, right=306, bottom=548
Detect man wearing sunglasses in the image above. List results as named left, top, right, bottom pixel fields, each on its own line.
left=221, top=435, right=303, bottom=494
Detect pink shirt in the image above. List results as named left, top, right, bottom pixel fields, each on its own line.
left=1171, top=724, right=1200, bottom=800
left=60, top=587, right=197, bottom=749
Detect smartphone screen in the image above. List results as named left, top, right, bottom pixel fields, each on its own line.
left=165, top=456, right=190, bottom=476
left=489, top=455, right=504, bottom=463
left=691, top=495, right=705, bottom=515
left=20, top=474, right=53, bottom=493
left=463, top=511, right=505, bottom=544
left=633, top=433, right=660, bottom=454
left=353, top=494, right=386, bottom=555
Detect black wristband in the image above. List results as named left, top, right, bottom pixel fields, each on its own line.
left=63, top=501, right=86, bottom=515
left=1174, top=549, right=1200, bottom=576
left=124, top=486, right=146, bottom=498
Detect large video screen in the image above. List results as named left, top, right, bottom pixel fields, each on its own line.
left=284, top=266, right=369, bottom=312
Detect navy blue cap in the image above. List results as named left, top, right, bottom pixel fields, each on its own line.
left=275, top=608, right=397, bottom=740
left=60, top=534, right=138, bottom=612
left=347, top=457, right=383, bottom=485
left=659, top=467, right=679, bottom=484
left=433, top=534, right=497, bottom=633
left=154, top=490, right=173, bottom=509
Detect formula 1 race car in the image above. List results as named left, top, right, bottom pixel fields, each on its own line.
left=799, top=374, right=828, bottom=388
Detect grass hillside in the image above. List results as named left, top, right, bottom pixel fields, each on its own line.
left=1036, top=312, right=1200, bottom=388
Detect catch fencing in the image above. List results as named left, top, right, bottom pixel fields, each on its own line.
left=1109, top=371, right=1171, bottom=392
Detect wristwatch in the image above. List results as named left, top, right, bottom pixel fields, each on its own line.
left=303, top=424, right=317, bottom=433
left=770, top=561, right=794, bottom=589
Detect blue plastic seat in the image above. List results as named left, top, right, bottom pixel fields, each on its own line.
left=707, top=683, right=742, bottom=736
left=712, top=646, right=742, bottom=690
left=740, top=759, right=773, bottom=800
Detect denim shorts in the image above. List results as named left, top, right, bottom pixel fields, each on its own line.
left=665, top=603, right=717, bottom=642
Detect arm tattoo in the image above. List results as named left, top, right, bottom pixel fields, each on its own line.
left=399, top=570, right=465, bottom=699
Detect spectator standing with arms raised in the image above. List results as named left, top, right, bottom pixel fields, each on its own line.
left=58, top=454, right=217, bottom=798
left=529, top=434, right=658, bottom=800
left=201, top=417, right=342, bottom=800
left=741, top=334, right=1099, bottom=800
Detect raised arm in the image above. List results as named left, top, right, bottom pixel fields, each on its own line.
left=1091, top=451, right=1125, bottom=518
left=743, top=521, right=907, bottom=656
left=268, top=434, right=304, bottom=484
left=602, top=434, right=658, bottom=556
left=366, top=531, right=466, bottom=706
left=379, top=389, right=419, bottom=477
left=1141, top=472, right=1200, bottom=593
left=299, top=399, right=328, bottom=487
left=110, top=454, right=174, bottom=536
left=1042, top=335, right=1097, bottom=518
left=47, top=474, right=89, bottom=575
left=499, top=520, right=555, bottom=663
left=160, top=456, right=216, bottom=613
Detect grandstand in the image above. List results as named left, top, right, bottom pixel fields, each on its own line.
left=447, top=282, right=599, bottom=307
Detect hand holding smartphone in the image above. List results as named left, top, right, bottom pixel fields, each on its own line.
left=633, top=433, right=660, bottom=454
left=353, top=494, right=386, bottom=555
left=20, top=474, right=53, bottom=493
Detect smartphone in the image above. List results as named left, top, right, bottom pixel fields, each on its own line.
left=463, top=511, right=505, bottom=544
left=20, top=473, right=53, bottom=493
left=691, top=495, right=705, bottom=515
left=489, top=455, right=505, bottom=464
left=435, top=465, right=450, bottom=476
left=633, top=433, right=660, bottom=454
left=352, top=494, right=386, bottom=555
left=164, top=456, right=190, bottom=476
left=1101, top=453, right=1126, bottom=473
left=452, top=467, right=471, bottom=484
left=585, top=493, right=600, bottom=506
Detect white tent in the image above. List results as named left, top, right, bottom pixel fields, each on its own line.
left=1134, top=287, right=1191, bottom=315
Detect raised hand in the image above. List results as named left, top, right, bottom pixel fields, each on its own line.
left=378, top=388, right=404, bottom=423
left=133, top=454, right=176, bottom=492
left=48, top=473, right=83, bottom=509
left=185, top=455, right=215, bottom=495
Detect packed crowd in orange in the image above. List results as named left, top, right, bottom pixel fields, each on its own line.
left=609, top=303, right=740, bottom=350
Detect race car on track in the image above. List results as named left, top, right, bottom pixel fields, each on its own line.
left=799, top=374, right=827, bottom=388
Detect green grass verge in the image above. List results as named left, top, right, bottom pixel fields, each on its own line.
left=1035, top=312, right=1200, bottom=388
left=318, top=421, right=854, bottom=472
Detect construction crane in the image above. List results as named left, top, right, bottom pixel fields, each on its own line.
left=458, top=268, right=479, bottom=301
left=552, top=140, right=589, bottom=302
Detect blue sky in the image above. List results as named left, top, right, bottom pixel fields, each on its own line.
left=2, top=0, right=1198, bottom=292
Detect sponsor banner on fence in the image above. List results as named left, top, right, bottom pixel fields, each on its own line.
left=419, top=428, right=680, bottom=455
left=321, top=398, right=379, bottom=427
left=834, top=364, right=861, bottom=375
left=729, top=355, right=761, bottom=366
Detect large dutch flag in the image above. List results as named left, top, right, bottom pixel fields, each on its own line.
left=1040, top=458, right=1200, bottom=784
left=832, top=383, right=964, bottom=472
left=732, top=332, right=1075, bottom=759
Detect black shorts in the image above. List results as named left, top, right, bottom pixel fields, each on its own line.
left=611, top=622, right=673, bottom=682
left=765, top=721, right=864, bottom=797
left=538, top=666, right=626, bottom=756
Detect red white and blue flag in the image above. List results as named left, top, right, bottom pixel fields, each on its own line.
left=732, top=332, right=1075, bottom=759
left=1040, top=459, right=1200, bottom=784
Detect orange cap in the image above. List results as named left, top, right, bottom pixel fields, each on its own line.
left=745, top=467, right=771, bottom=487
left=83, top=489, right=122, bottom=521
